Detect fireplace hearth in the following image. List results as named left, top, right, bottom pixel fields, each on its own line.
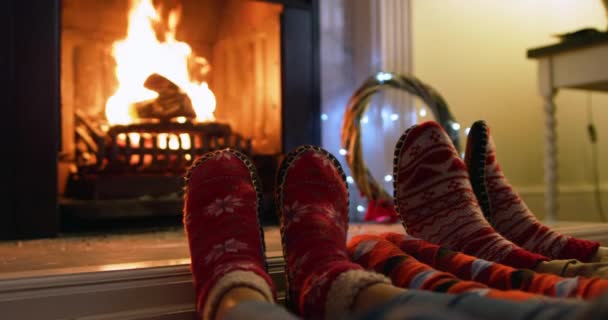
left=4, top=0, right=320, bottom=239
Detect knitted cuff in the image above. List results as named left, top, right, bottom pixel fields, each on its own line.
left=324, top=270, right=391, bottom=320
left=202, top=270, right=274, bottom=320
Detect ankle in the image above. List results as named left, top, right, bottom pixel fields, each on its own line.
left=214, top=287, right=271, bottom=320
left=202, top=270, right=275, bottom=320
left=352, top=283, right=406, bottom=315
left=591, top=247, right=608, bottom=263
left=316, top=267, right=391, bottom=319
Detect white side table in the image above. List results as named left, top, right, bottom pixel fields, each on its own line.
left=528, top=34, right=608, bottom=221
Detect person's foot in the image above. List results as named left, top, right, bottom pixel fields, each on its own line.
left=465, top=120, right=602, bottom=262
left=184, top=149, right=274, bottom=320
left=276, top=145, right=389, bottom=319
left=393, top=121, right=548, bottom=269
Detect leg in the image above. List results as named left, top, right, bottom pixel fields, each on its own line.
left=214, top=287, right=269, bottom=320
left=223, top=300, right=300, bottom=320
left=356, top=289, right=585, bottom=320
left=276, top=146, right=391, bottom=319
left=393, top=121, right=547, bottom=270
left=349, top=234, right=541, bottom=300
left=382, top=232, right=608, bottom=298
left=352, top=283, right=407, bottom=314
left=184, top=149, right=275, bottom=320
left=465, top=120, right=601, bottom=262
left=592, top=247, right=608, bottom=263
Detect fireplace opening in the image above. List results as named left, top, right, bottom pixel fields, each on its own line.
left=59, top=0, right=286, bottom=231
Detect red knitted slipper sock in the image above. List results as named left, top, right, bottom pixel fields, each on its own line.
left=393, top=121, right=548, bottom=269
left=465, top=120, right=600, bottom=262
left=184, top=149, right=275, bottom=320
left=382, top=232, right=608, bottom=299
left=348, top=234, right=542, bottom=301
left=276, top=146, right=390, bottom=319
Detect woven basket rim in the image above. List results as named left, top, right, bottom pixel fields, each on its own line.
left=340, top=71, right=460, bottom=202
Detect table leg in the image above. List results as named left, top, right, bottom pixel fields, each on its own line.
left=543, top=91, right=558, bottom=222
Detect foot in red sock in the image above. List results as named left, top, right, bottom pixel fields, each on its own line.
left=276, top=145, right=389, bottom=319
left=465, top=120, right=601, bottom=262
left=184, top=149, right=274, bottom=320
left=393, top=121, right=548, bottom=269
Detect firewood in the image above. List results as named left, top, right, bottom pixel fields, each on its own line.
left=131, top=73, right=196, bottom=121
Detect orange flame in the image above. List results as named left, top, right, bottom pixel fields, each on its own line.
left=105, top=0, right=216, bottom=125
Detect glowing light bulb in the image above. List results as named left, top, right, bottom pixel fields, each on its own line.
left=390, top=114, right=399, bottom=121
left=321, top=113, right=328, bottom=121
left=376, top=72, right=393, bottom=82
left=381, top=110, right=389, bottom=119
left=357, top=205, right=366, bottom=212
left=384, top=174, right=393, bottom=182
left=339, top=148, right=347, bottom=156
left=419, top=108, right=427, bottom=117
left=361, top=116, right=369, bottom=124
left=346, top=176, right=354, bottom=184
left=451, top=122, right=461, bottom=131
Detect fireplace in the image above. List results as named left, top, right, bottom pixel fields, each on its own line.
left=3, top=0, right=320, bottom=239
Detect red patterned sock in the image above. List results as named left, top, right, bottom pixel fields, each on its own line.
left=465, top=120, right=600, bottom=262
left=184, top=149, right=275, bottom=320
left=393, top=121, right=548, bottom=269
left=276, top=146, right=390, bottom=319
left=348, top=234, right=541, bottom=301
left=382, top=232, right=608, bottom=299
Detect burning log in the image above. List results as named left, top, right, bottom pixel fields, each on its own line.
left=131, top=73, right=197, bottom=122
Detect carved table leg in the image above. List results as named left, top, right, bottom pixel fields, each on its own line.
left=543, top=91, right=558, bottom=222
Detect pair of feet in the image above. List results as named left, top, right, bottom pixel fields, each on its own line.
left=465, top=120, right=604, bottom=263
left=395, top=121, right=607, bottom=274
left=184, top=146, right=389, bottom=320
left=184, top=120, right=607, bottom=319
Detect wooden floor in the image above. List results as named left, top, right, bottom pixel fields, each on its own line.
left=1, top=222, right=607, bottom=280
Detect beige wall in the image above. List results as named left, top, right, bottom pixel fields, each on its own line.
left=412, top=0, right=608, bottom=221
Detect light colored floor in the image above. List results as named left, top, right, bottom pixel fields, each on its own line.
left=1, top=222, right=607, bottom=280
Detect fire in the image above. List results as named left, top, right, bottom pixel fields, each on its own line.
left=105, top=0, right=216, bottom=125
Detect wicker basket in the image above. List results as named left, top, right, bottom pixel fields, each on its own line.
left=340, top=72, right=460, bottom=219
